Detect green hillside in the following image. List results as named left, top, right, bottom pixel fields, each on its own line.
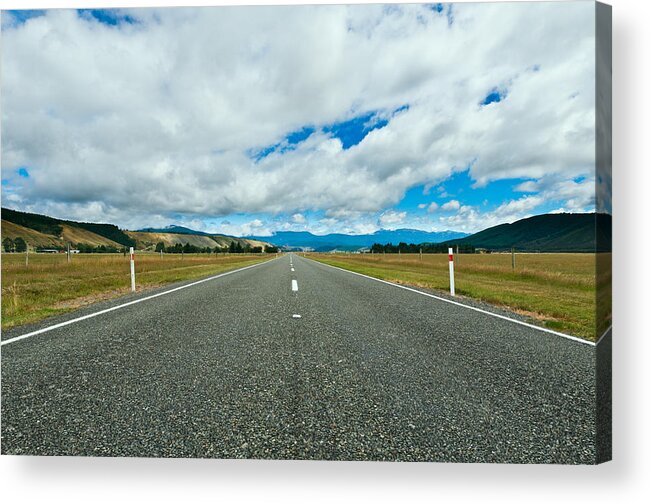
left=448, top=213, right=612, bottom=252
left=2, top=207, right=135, bottom=248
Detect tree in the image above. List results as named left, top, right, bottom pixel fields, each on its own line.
left=14, top=237, right=27, bottom=253
left=229, top=242, right=237, bottom=253
left=3, top=237, right=14, bottom=252
left=155, top=242, right=165, bottom=252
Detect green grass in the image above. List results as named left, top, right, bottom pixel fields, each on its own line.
left=1, top=252, right=273, bottom=330
left=310, top=253, right=607, bottom=341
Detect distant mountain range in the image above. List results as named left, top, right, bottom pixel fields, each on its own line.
left=246, top=229, right=469, bottom=252
left=448, top=213, right=612, bottom=252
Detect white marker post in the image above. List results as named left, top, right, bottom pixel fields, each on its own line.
left=448, top=247, right=455, bottom=296
left=130, top=247, right=136, bottom=292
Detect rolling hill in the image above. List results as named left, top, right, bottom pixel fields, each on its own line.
left=126, top=230, right=269, bottom=251
left=1, top=207, right=271, bottom=252
left=447, top=213, right=612, bottom=252
left=136, top=225, right=213, bottom=236
left=1, top=220, right=67, bottom=248
left=2, top=219, right=125, bottom=249
left=2, top=208, right=134, bottom=248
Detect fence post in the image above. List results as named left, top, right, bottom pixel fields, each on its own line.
left=130, top=247, right=136, bottom=292
left=511, top=247, right=515, bottom=270
left=25, top=242, right=29, bottom=267
left=420, top=247, right=422, bottom=261
left=448, top=247, right=455, bottom=296
left=67, top=243, right=71, bottom=263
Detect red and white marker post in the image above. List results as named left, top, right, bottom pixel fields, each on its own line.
left=130, top=247, right=136, bottom=292
left=448, top=247, right=455, bottom=296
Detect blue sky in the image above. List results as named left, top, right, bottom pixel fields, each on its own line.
left=3, top=9, right=138, bottom=28
left=1, top=3, right=599, bottom=236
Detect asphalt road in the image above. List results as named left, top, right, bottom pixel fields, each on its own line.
left=1, top=254, right=600, bottom=463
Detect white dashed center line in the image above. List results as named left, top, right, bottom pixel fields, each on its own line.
left=291, top=279, right=298, bottom=291
left=291, top=267, right=295, bottom=272
left=292, top=314, right=302, bottom=319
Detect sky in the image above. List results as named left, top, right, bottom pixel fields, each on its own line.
left=1, top=2, right=598, bottom=237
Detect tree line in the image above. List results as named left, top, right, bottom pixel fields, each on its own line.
left=3, top=237, right=27, bottom=252
left=369, top=242, right=475, bottom=254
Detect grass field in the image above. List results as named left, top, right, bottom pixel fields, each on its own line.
left=310, top=252, right=609, bottom=341
left=1, top=252, right=273, bottom=330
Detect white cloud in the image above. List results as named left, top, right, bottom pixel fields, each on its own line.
left=437, top=195, right=546, bottom=233
left=441, top=200, right=461, bottom=211
left=216, top=218, right=273, bottom=237
left=513, top=180, right=539, bottom=192
left=291, top=213, right=306, bottom=224
left=493, top=195, right=544, bottom=217
left=378, top=210, right=406, bottom=228
left=1, top=3, right=596, bottom=232
left=418, top=202, right=439, bottom=213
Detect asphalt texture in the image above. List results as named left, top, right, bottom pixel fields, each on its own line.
left=1, top=254, right=600, bottom=463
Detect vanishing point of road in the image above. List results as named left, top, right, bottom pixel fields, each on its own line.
left=1, top=254, right=600, bottom=463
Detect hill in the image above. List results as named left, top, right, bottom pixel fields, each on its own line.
left=126, top=230, right=269, bottom=251
left=1, top=208, right=271, bottom=252
left=247, top=229, right=468, bottom=252
left=136, top=225, right=212, bottom=236
left=447, top=213, right=612, bottom=252
left=2, top=208, right=134, bottom=248
left=1, top=220, right=64, bottom=248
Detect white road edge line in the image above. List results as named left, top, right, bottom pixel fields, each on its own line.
left=291, top=279, right=298, bottom=292
left=594, top=325, right=612, bottom=346
left=311, top=259, right=596, bottom=347
left=1, top=259, right=275, bottom=347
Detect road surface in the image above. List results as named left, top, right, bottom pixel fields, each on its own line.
left=1, top=254, right=599, bottom=463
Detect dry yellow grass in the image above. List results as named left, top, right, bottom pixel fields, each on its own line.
left=126, top=231, right=225, bottom=250
left=59, top=224, right=123, bottom=247
left=2, top=220, right=124, bottom=249
left=1, top=252, right=273, bottom=330
left=1, top=220, right=62, bottom=248
left=125, top=231, right=271, bottom=251
left=310, top=252, right=605, bottom=341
